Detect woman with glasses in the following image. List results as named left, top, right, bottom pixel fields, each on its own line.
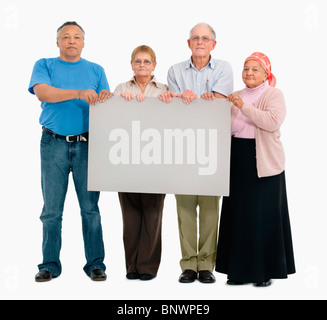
left=114, top=45, right=168, bottom=281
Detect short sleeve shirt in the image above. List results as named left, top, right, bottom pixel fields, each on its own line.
left=114, top=76, right=168, bottom=97
left=28, top=57, right=110, bottom=135
left=167, top=57, right=233, bottom=97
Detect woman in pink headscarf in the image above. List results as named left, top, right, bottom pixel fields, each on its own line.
left=215, top=52, right=295, bottom=286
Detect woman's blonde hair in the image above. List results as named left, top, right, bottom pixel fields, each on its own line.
left=131, top=45, right=156, bottom=63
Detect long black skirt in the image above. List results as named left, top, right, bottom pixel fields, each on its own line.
left=216, top=137, right=295, bottom=283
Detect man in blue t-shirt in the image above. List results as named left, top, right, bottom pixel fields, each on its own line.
left=28, top=21, right=113, bottom=282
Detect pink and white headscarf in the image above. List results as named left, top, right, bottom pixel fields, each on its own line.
left=244, top=52, right=276, bottom=87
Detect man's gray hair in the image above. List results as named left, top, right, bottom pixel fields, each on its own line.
left=189, top=23, right=216, bottom=40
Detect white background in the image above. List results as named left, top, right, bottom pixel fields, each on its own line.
left=0, top=0, right=326, bottom=300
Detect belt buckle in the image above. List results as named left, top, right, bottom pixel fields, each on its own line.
left=66, top=135, right=75, bottom=142
left=80, top=135, right=87, bottom=142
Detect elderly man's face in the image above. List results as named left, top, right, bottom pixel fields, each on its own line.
left=187, top=25, right=216, bottom=59
left=57, top=25, right=85, bottom=62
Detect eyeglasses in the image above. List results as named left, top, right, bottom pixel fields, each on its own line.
left=132, top=60, right=153, bottom=66
left=189, top=36, right=213, bottom=43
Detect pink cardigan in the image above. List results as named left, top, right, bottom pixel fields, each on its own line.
left=231, top=86, right=286, bottom=178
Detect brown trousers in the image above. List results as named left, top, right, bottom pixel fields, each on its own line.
left=118, top=192, right=165, bottom=276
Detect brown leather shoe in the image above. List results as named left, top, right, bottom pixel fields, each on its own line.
left=198, top=270, right=216, bottom=283
left=90, top=269, right=107, bottom=281
left=179, top=269, right=197, bottom=283
left=35, top=270, right=57, bottom=282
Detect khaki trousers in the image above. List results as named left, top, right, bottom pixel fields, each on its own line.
left=119, top=192, right=165, bottom=276
left=175, top=195, right=220, bottom=272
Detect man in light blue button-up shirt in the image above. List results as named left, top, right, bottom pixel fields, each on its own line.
left=167, top=23, right=233, bottom=102
left=164, top=23, right=233, bottom=284
left=168, top=56, right=233, bottom=100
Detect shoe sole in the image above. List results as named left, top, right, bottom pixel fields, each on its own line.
left=199, top=279, right=216, bottom=284
left=179, top=279, right=196, bottom=283
left=254, top=281, right=272, bottom=287
left=35, top=275, right=57, bottom=282
left=91, top=277, right=107, bottom=281
left=35, top=278, right=52, bottom=283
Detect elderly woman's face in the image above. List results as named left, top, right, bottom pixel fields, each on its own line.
left=131, top=52, right=156, bottom=78
left=242, top=60, right=268, bottom=88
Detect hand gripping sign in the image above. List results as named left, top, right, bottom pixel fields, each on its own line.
left=88, top=96, right=231, bottom=196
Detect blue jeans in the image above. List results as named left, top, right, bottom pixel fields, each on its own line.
left=38, top=130, right=106, bottom=277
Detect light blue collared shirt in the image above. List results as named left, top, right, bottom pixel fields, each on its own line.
left=167, top=57, right=233, bottom=97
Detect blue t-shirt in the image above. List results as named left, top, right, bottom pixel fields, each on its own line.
left=28, top=57, right=110, bottom=135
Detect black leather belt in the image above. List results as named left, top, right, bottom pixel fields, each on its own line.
left=42, top=127, right=88, bottom=142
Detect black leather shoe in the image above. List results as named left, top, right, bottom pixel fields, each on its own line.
left=90, top=269, right=107, bottom=281
left=198, top=270, right=216, bottom=283
left=140, top=274, right=155, bottom=281
left=179, top=270, right=197, bottom=283
left=254, top=279, right=272, bottom=287
left=35, top=270, right=56, bottom=282
left=126, top=272, right=140, bottom=280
